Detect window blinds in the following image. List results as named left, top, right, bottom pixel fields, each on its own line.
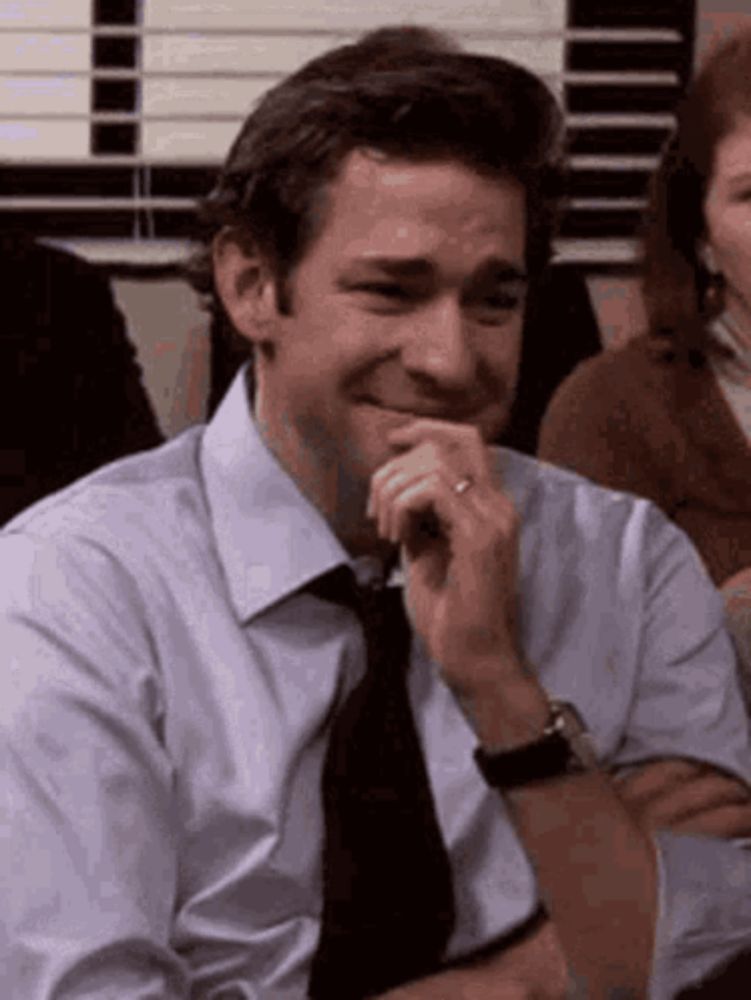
left=0, top=0, right=694, bottom=270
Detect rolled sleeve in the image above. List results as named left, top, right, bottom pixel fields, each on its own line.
left=651, top=832, right=751, bottom=999
left=619, top=507, right=751, bottom=784
left=619, top=510, right=751, bottom=996
left=0, top=532, right=189, bottom=999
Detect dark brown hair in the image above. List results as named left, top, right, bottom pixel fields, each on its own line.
left=642, top=26, right=751, bottom=362
left=186, top=24, right=564, bottom=317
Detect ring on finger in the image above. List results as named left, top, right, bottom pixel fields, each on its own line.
left=453, top=475, right=474, bottom=497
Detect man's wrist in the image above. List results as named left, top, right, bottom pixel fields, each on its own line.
left=474, top=700, right=599, bottom=791
left=456, top=665, right=551, bottom=751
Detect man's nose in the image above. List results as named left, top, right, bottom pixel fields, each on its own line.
left=400, top=297, right=476, bottom=390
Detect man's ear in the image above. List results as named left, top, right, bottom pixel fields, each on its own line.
left=212, top=228, right=280, bottom=345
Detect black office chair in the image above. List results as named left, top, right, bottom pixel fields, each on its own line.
left=501, top=262, right=601, bottom=454
left=0, top=235, right=163, bottom=524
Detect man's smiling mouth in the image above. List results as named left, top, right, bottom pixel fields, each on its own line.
left=357, top=397, right=483, bottom=423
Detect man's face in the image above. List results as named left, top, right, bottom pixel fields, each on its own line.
left=248, top=150, right=527, bottom=533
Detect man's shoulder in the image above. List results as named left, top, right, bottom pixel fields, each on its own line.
left=0, top=427, right=222, bottom=655
left=499, top=444, right=653, bottom=514
left=3, top=427, right=207, bottom=556
left=498, top=445, right=682, bottom=565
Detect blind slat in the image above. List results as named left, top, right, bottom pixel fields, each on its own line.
left=0, top=75, right=88, bottom=114
left=0, top=0, right=90, bottom=29
left=0, top=33, right=90, bottom=71
left=143, top=0, right=566, bottom=33
left=142, top=33, right=565, bottom=78
left=570, top=154, right=659, bottom=170
left=0, top=120, right=89, bottom=158
left=1, top=198, right=196, bottom=210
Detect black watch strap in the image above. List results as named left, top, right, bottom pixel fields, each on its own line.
left=473, top=700, right=595, bottom=790
left=474, top=730, right=574, bottom=790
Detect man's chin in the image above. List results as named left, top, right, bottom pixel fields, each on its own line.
left=354, top=396, right=509, bottom=443
left=328, top=465, right=392, bottom=558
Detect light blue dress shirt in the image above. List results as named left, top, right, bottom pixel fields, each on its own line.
left=3, top=370, right=751, bottom=999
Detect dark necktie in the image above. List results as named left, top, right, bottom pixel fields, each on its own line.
left=308, top=566, right=456, bottom=999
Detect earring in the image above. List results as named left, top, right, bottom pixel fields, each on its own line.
left=697, top=242, right=724, bottom=314
left=700, top=242, right=720, bottom=276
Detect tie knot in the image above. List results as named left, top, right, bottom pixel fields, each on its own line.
left=308, top=564, right=390, bottom=610
left=308, top=566, right=410, bottom=669
left=307, top=564, right=361, bottom=611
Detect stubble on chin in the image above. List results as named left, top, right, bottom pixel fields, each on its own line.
left=283, top=410, right=375, bottom=546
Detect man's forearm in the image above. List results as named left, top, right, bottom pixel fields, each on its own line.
left=378, top=753, right=751, bottom=1000
left=461, top=673, right=657, bottom=1000
left=377, top=774, right=656, bottom=1000
left=504, top=768, right=656, bottom=998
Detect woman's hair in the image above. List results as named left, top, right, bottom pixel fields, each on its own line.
left=641, top=26, right=751, bottom=362
left=186, top=24, right=565, bottom=318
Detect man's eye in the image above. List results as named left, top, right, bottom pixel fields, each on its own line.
left=354, top=283, right=409, bottom=300
left=469, top=292, right=523, bottom=323
left=482, top=294, right=520, bottom=310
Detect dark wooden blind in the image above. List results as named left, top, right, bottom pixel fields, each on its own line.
left=560, top=0, right=696, bottom=269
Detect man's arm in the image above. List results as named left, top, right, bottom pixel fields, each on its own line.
left=369, top=420, right=656, bottom=997
left=370, top=421, right=657, bottom=998
left=368, top=419, right=751, bottom=1000
left=375, top=760, right=751, bottom=1000
left=0, top=533, right=188, bottom=999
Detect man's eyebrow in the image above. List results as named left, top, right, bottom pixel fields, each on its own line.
left=471, top=259, right=528, bottom=284
left=727, top=170, right=751, bottom=188
left=342, top=257, right=434, bottom=279
left=341, top=256, right=528, bottom=282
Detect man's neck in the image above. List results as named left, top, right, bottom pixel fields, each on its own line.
left=250, top=383, right=394, bottom=565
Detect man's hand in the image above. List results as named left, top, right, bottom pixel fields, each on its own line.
left=366, top=418, right=553, bottom=750
left=367, top=419, right=522, bottom=693
left=366, top=419, right=751, bottom=998
left=614, top=758, right=751, bottom=838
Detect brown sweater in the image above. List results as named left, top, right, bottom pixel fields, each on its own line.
left=538, top=336, right=751, bottom=586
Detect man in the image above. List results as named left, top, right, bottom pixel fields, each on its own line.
left=3, top=26, right=751, bottom=999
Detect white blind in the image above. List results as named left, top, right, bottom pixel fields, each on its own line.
left=0, top=0, right=695, bottom=269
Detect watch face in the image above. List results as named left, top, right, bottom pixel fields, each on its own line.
left=472, top=700, right=599, bottom=791
left=552, top=701, right=599, bottom=771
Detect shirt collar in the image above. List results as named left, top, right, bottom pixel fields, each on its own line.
left=200, top=368, right=536, bottom=619
left=200, top=366, right=349, bottom=622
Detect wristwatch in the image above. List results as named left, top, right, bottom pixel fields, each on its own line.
left=473, top=699, right=598, bottom=790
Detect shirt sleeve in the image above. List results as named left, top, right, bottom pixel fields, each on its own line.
left=0, top=531, right=189, bottom=1000
left=651, top=832, right=751, bottom=999
left=620, top=509, right=751, bottom=997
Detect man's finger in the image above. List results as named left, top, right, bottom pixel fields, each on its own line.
left=614, top=759, right=751, bottom=834
left=614, top=758, right=714, bottom=805
left=633, top=775, right=748, bottom=824
left=667, top=804, right=751, bottom=839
